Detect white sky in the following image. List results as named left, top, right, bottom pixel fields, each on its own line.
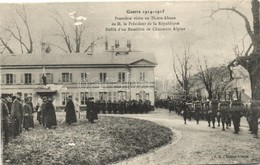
left=0, top=0, right=252, bottom=79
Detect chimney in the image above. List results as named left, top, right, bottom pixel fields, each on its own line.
left=115, top=40, right=119, bottom=48
left=127, top=40, right=131, bottom=51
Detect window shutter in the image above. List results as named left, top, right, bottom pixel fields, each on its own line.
left=122, top=73, right=125, bottom=82
left=70, top=73, right=73, bottom=83
left=50, top=73, right=53, bottom=83
left=2, top=74, right=5, bottom=84
left=21, top=74, right=24, bottom=84
left=81, top=73, right=83, bottom=80
left=13, top=74, right=16, bottom=84
left=59, top=74, right=62, bottom=83
left=118, top=73, right=121, bottom=82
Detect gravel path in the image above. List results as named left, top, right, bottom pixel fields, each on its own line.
left=106, top=108, right=260, bottom=165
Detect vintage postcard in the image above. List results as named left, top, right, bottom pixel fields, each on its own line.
left=0, top=0, right=259, bottom=165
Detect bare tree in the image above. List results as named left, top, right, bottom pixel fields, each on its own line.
left=0, top=5, right=33, bottom=54
left=50, top=10, right=104, bottom=53
left=210, top=0, right=260, bottom=101
left=172, top=43, right=193, bottom=98
left=197, top=57, right=230, bottom=100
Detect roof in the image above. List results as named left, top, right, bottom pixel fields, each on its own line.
left=0, top=52, right=157, bottom=67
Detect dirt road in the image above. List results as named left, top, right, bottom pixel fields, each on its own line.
left=107, top=109, right=260, bottom=165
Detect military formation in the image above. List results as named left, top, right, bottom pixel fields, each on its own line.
left=87, top=99, right=152, bottom=115
left=155, top=97, right=259, bottom=138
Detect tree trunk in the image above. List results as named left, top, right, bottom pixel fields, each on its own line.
left=249, top=55, right=260, bottom=100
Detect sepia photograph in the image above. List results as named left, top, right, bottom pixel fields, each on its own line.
left=0, top=0, right=259, bottom=164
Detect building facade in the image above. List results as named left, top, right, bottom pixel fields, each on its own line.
left=0, top=51, right=157, bottom=109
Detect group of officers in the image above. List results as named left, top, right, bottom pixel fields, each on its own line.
left=156, top=97, right=259, bottom=138
left=1, top=93, right=35, bottom=146
left=1, top=92, right=153, bottom=146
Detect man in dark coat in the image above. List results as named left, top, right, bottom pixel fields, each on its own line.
left=27, top=95, right=34, bottom=128
left=86, top=97, right=98, bottom=123
left=210, top=99, right=219, bottom=128
left=1, top=94, right=10, bottom=145
left=65, top=95, right=77, bottom=125
left=231, top=99, right=243, bottom=134
left=41, top=97, right=48, bottom=127
left=22, top=97, right=32, bottom=130
left=45, top=97, right=57, bottom=129
left=10, top=93, right=23, bottom=137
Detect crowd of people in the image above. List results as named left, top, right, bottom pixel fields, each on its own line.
left=1, top=93, right=35, bottom=146
left=156, top=97, right=259, bottom=138
left=1, top=92, right=154, bottom=146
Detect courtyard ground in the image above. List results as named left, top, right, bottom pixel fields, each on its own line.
left=2, top=113, right=172, bottom=165
left=110, top=108, right=260, bottom=165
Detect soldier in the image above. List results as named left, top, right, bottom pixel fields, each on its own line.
left=10, top=93, right=23, bottom=137
left=41, top=97, right=48, bottom=127
left=1, top=94, right=10, bottom=145
left=107, top=100, right=112, bottom=114
left=27, top=95, right=34, bottom=128
left=219, top=100, right=229, bottom=131
left=193, top=100, right=202, bottom=124
left=204, top=99, right=211, bottom=127
left=210, top=99, right=219, bottom=128
left=183, top=101, right=190, bottom=124
left=230, top=99, right=243, bottom=134
left=250, top=101, right=260, bottom=138
left=22, top=97, right=32, bottom=131
left=86, top=98, right=95, bottom=123
left=168, top=99, right=174, bottom=113
left=138, top=99, right=143, bottom=113
left=101, top=100, right=106, bottom=114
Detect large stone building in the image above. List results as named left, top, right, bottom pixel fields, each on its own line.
left=0, top=50, right=157, bottom=110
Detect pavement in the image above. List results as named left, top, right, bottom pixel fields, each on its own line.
left=104, top=108, right=260, bottom=165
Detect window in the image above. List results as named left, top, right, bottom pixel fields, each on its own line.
left=40, top=73, right=53, bottom=84
left=140, top=72, right=145, bottom=82
left=113, top=92, right=117, bottom=102
left=108, top=92, right=112, bottom=101
left=80, top=92, right=89, bottom=105
left=61, top=92, right=70, bottom=105
left=137, top=91, right=147, bottom=101
left=99, top=73, right=107, bottom=83
left=118, top=91, right=126, bottom=101
left=6, top=74, right=15, bottom=84
left=118, top=72, right=125, bottom=82
left=81, top=73, right=88, bottom=81
left=62, top=73, right=72, bottom=83
left=99, top=92, right=108, bottom=101
left=46, top=73, right=53, bottom=83
left=24, top=73, right=32, bottom=84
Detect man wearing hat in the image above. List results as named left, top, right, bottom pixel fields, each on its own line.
left=65, top=95, right=77, bottom=125
left=40, top=96, right=48, bottom=127
left=10, top=92, right=23, bottom=137
left=27, top=94, right=34, bottom=128
left=1, top=94, right=10, bottom=145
